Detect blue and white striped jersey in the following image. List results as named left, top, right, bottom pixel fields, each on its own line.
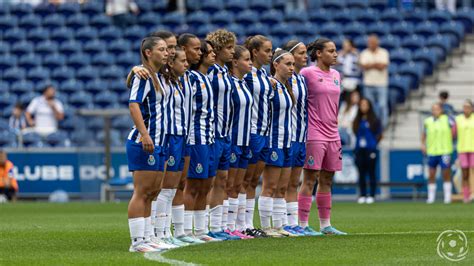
left=208, top=64, right=233, bottom=138
left=290, top=73, right=308, bottom=142
left=162, top=76, right=186, bottom=136
left=244, top=66, right=272, bottom=136
left=269, top=80, right=293, bottom=149
left=230, top=76, right=253, bottom=146
left=180, top=70, right=193, bottom=139
left=188, top=70, right=215, bottom=145
left=128, top=74, right=167, bottom=147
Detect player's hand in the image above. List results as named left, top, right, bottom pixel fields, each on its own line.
left=141, top=134, right=155, bottom=154
left=47, top=99, right=55, bottom=108
left=269, top=77, right=277, bottom=89
left=133, top=66, right=152, bottom=80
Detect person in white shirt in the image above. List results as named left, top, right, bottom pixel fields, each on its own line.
left=106, top=0, right=140, bottom=28
left=25, top=85, right=64, bottom=137
left=338, top=90, right=360, bottom=147
left=337, top=39, right=361, bottom=94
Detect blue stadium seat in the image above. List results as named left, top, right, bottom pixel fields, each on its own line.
left=404, top=9, right=428, bottom=24
left=91, top=53, right=115, bottom=67
left=162, top=12, right=185, bottom=29
left=428, top=10, right=452, bottom=25
left=246, top=23, right=270, bottom=37
left=347, top=0, right=369, bottom=10
left=0, top=82, right=8, bottom=94
left=272, top=0, right=286, bottom=11
left=249, top=0, right=272, bottom=13
left=81, top=1, right=103, bottom=17
left=271, top=23, right=293, bottom=39
left=11, top=80, right=33, bottom=96
left=368, top=0, right=387, bottom=12
left=90, top=14, right=111, bottom=30
left=67, top=53, right=91, bottom=69
left=388, top=64, right=398, bottom=76
left=75, top=26, right=98, bottom=43
left=116, top=52, right=140, bottom=69
left=226, top=0, right=248, bottom=13
left=108, top=79, right=125, bottom=93
left=97, top=129, right=122, bottom=147
left=196, top=24, right=218, bottom=38
left=120, top=91, right=130, bottom=105
left=440, top=21, right=465, bottom=45
left=0, top=15, right=18, bottom=29
left=34, top=80, right=58, bottom=94
left=85, top=79, right=107, bottom=94
left=308, top=9, right=332, bottom=25
left=76, top=66, right=99, bottom=82
left=27, top=67, right=50, bottom=83
left=138, top=12, right=161, bottom=29
left=84, top=39, right=105, bottom=55
left=45, top=131, right=69, bottom=147
left=19, top=14, right=41, bottom=28
left=413, top=48, right=437, bottom=75
left=390, top=48, right=412, bottom=66
left=367, top=22, right=390, bottom=36
left=88, top=117, right=104, bottom=131
left=18, top=53, right=41, bottom=69
left=69, top=91, right=93, bottom=108
left=0, top=131, right=16, bottom=148
left=66, top=13, right=89, bottom=30
left=0, top=3, right=10, bottom=16
left=333, top=9, right=353, bottom=25
left=319, top=23, right=342, bottom=38
left=113, top=116, right=133, bottom=132
left=51, top=66, right=74, bottom=83
left=212, top=10, right=234, bottom=27
left=398, top=61, right=425, bottom=90
left=101, top=66, right=124, bottom=81
left=70, top=129, right=95, bottom=147
left=94, top=90, right=119, bottom=108
left=3, top=68, right=25, bottom=84
left=0, top=93, right=17, bottom=110
left=35, top=40, right=58, bottom=58
left=187, top=11, right=210, bottom=29
left=60, top=79, right=84, bottom=95
left=33, top=3, right=55, bottom=18
left=58, top=40, right=80, bottom=57
left=60, top=116, right=86, bottom=133
left=0, top=42, right=9, bottom=55
left=99, top=26, right=123, bottom=43
left=10, top=3, right=33, bottom=18
left=454, top=8, right=474, bottom=33
left=226, top=24, right=245, bottom=38
left=354, top=9, right=379, bottom=25
left=57, top=2, right=80, bottom=17
left=201, top=0, right=224, bottom=13
left=402, top=35, right=426, bottom=52
left=0, top=54, right=17, bottom=71
left=22, top=132, right=43, bottom=147
left=391, top=22, right=414, bottom=39
left=27, top=27, right=50, bottom=43
left=123, top=25, right=147, bottom=42
left=186, top=0, right=201, bottom=12
left=55, top=92, right=68, bottom=104
left=295, top=23, right=315, bottom=38
left=42, top=14, right=65, bottom=30
left=50, top=27, right=74, bottom=43
left=260, top=9, right=283, bottom=26
left=11, top=41, right=34, bottom=57
left=353, top=35, right=368, bottom=50
left=322, top=0, right=345, bottom=11
left=235, top=10, right=259, bottom=27
left=108, top=39, right=131, bottom=55
left=43, top=53, right=66, bottom=70
left=426, top=34, right=452, bottom=56
left=3, top=28, right=26, bottom=44
left=389, top=75, right=410, bottom=103
left=414, top=21, right=439, bottom=39
left=343, top=22, right=365, bottom=39
left=136, top=0, right=153, bottom=12
left=152, top=0, right=168, bottom=14
left=380, top=8, right=401, bottom=24
left=285, top=10, right=308, bottom=24
left=19, top=91, right=38, bottom=105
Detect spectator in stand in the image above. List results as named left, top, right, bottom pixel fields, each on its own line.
left=338, top=90, right=360, bottom=147
left=9, top=103, right=27, bottom=134
left=435, top=0, right=457, bottom=13
left=359, top=35, right=390, bottom=129
left=439, top=91, right=456, bottom=117
left=0, top=150, right=18, bottom=203
left=106, top=0, right=140, bottom=29
left=337, top=39, right=361, bottom=95
left=25, top=85, right=64, bottom=137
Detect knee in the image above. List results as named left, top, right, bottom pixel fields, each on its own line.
left=302, top=177, right=316, bottom=189
left=276, top=185, right=288, bottom=198
left=250, top=176, right=259, bottom=188
left=318, top=176, right=332, bottom=187
left=287, top=181, right=298, bottom=193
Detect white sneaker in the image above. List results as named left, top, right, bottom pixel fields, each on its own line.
left=129, top=241, right=160, bottom=253
left=444, top=198, right=451, bottom=204
left=357, top=197, right=366, bottom=204
left=366, top=197, right=374, bottom=204
left=149, top=237, right=179, bottom=249
left=426, top=198, right=435, bottom=204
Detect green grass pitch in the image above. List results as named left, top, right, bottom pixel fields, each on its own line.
left=0, top=202, right=473, bottom=265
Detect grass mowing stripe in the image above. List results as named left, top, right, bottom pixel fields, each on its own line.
left=144, top=251, right=201, bottom=265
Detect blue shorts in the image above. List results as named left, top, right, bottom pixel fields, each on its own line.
left=214, top=137, right=231, bottom=171
left=291, top=141, right=306, bottom=167
left=249, top=134, right=269, bottom=164
left=126, top=140, right=165, bottom=171
left=428, top=155, right=451, bottom=169
left=265, top=147, right=293, bottom=168
left=230, top=145, right=251, bottom=169
left=165, top=135, right=185, bottom=172
left=187, top=144, right=216, bottom=179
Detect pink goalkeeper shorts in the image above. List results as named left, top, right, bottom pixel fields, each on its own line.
left=304, top=140, right=342, bottom=172
left=459, top=153, right=474, bottom=168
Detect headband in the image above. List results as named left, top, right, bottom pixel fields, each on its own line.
left=273, top=48, right=291, bottom=63
left=289, top=42, right=304, bottom=53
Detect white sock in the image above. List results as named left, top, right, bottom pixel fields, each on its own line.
left=144, top=216, right=153, bottom=242
left=443, top=182, right=452, bottom=203
left=227, top=197, right=239, bottom=231
left=184, top=210, right=194, bottom=236
left=236, top=193, right=247, bottom=231
left=272, top=198, right=285, bottom=229
left=172, top=204, right=185, bottom=237
left=286, top=201, right=298, bottom=227
left=320, top=219, right=331, bottom=230
left=151, top=200, right=158, bottom=225
left=154, top=189, right=172, bottom=238
left=221, top=200, right=229, bottom=231
left=205, top=205, right=210, bottom=234
left=129, top=217, right=145, bottom=246
left=164, top=189, right=177, bottom=238
left=246, top=198, right=255, bottom=229
left=281, top=198, right=288, bottom=226
left=209, top=205, right=223, bottom=232
left=428, top=183, right=437, bottom=202
left=258, top=196, right=273, bottom=229
left=194, top=210, right=206, bottom=236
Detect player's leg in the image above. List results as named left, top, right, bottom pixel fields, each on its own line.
left=459, top=153, right=471, bottom=203
left=259, top=165, right=282, bottom=237
left=367, top=151, right=377, bottom=204
left=441, top=154, right=452, bottom=204
left=274, top=166, right=296, bottom=236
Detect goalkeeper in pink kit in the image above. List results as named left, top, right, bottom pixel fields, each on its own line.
left=298, top=38, right=347, bottom=235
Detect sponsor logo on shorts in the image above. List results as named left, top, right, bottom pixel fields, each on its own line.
left=167, top=156, right=175, bottom=167
left=196, top=163, right=203, bottom=174
left=271, top=151, right=278, bottom=162
left=230, top=153, right=237, bottom=163
left=147, top=155, right=156, bottom=166
left=308, top=156, right=314, bottom=166
left=442, top=155, right=451, bottom=165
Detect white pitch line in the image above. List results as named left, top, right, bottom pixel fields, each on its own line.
left=144, top=250, right=200, bottom=266
left=352, top=230, right=474, bottom=236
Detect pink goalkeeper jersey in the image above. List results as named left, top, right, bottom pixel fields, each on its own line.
left=300, top=66, right=341, bottom=142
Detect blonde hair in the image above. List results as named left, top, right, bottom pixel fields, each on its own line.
left=205, top=29, right=236, bottom=52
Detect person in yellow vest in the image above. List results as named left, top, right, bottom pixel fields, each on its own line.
left=421, top=103, right=455, bottom=204
left=0, top=150, right=18, bottom=202
left=455, top=100, right=474, bottom=203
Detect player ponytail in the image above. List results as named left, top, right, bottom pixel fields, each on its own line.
left=307, top=38, right=332, bottom=62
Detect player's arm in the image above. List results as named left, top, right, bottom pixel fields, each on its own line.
left=421, top=126, right=427, bottom=155
left=449, top=117, right=456, bottom=139
left=25, top=100, right=36, bottom=127
left=129, top=103, right=154, bottom=153
left=126, top=66, right=153, bottom=87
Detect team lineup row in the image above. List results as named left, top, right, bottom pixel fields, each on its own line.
left=125, top=29, right=346, bottom=253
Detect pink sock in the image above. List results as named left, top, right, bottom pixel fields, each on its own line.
left=316, top=192, right=332, bottom=229
left=297, top=194, right=312, bottom=227
left=463, top=186, right=471, bottom=202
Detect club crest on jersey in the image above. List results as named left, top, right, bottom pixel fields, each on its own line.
left=147, top=155, right=156, bottom=166
left=167, top=156, right=175, bottom=167
left=200, top=83, right=206, bottom=89
left=175, top=90, right=179, bottom=96
left=307, top=156, right=315, bottom=166
left=230, top=153, right=237, bottom=163
left=270, top=151, right=278, bottom=162
left=334, top=76, right=339, bottom=86
left=218, top=73, right=222, bottom=79
left=318, top=78, right=323, bottom=82
left=196, top=163, right=203, bottom=174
